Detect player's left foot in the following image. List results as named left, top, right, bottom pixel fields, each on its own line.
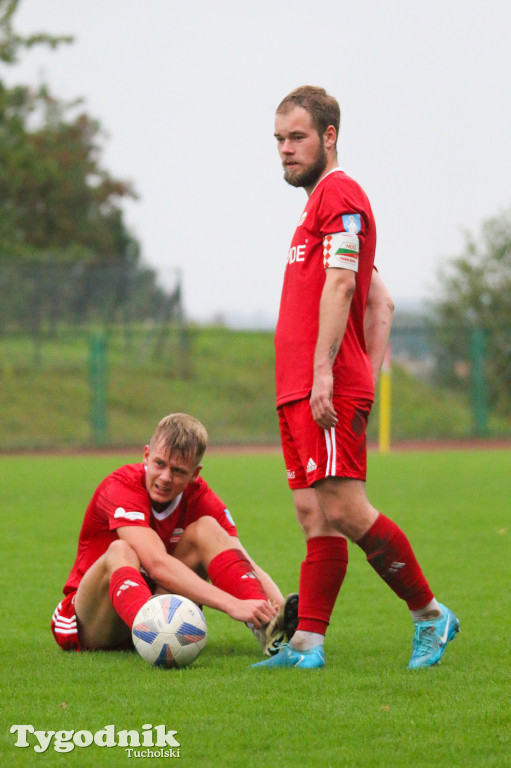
left=261, top=593, right=298, bottom=657
left=408, top=603, right=460, bottom=669
left=251, top=643, right=325, bottom=669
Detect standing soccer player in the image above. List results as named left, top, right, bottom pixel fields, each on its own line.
left=253, top=86, right=459, bottom=670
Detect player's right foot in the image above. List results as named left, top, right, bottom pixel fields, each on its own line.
left=252, top=643, right=325, bottom=669
left=408, top=603, right=460, bottom=669
left=282, top=592, right=299, bottom=640
left=261, top=593, right=298, bottom=656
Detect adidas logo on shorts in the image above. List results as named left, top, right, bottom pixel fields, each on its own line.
left=306, top=458, right=317, bottom=473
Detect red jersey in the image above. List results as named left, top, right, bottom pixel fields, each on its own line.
left=275, top=168, right=376, bottom=406
left=62, top=463, right=237, bottom=595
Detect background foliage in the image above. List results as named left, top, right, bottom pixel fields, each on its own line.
left=1, top=0, right=510, bottom=449
left=430, top=210, right=511, bottom=418
left=1, top=324, right=510, bottom=450
left=0, top=0, right=178, bottom=326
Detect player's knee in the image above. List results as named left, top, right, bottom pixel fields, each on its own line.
left=185, top=516, right=223, bottom=544
left=315, top=480, right=378, bottom=538
left=295, top=504, right=321, bottom=537
left=104, top=539, right=140, bottom=574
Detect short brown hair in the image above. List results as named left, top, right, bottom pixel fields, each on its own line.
left=276, top=85, right=340, bottom=144
left=150, top=413, right=208, bottom=466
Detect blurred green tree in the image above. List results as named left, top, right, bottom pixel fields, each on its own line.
left=431, top=209, right=511, bottom=416
left=0, top=0, right=73, bottom=65
left=0, top=0, right=180, bottom=328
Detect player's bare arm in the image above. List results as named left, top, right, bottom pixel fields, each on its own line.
left=117, top=525, right=275, bottom=627
left=161, top=518, right=284, bottom=606
left=310, top=267, right=356, bottom=428
left=364, top=270, right=394, bottom=386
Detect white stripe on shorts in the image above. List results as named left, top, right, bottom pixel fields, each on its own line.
left=54, top=626, right=78, bottom=635
left=324, top=426, right=337, bottom=477
left=52, top=601, right=78, bottom=634
left=53, top=613, right=76, bottom=625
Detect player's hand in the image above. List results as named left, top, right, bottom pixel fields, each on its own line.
left=310, top=370, right=337, bottom=429
left=227, top=598, right=277, bottom=627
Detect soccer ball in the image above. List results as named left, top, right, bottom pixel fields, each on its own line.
left=132, top=594, right=207, bottom=669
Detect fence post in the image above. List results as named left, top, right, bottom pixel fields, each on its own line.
left=470, top=326, right=488, bottom=437
left=379, top=344, right=392, bottom=453
left=89, top=331, right=107, bottom=445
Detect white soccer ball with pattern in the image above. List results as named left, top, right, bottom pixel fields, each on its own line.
left=132, top=594, right=207, bottom=668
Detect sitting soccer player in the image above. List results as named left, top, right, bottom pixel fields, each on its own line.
left=51, top=413, right=298, bottom=656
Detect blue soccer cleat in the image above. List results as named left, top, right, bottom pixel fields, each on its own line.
left=408, top=603, right=460, bottom=669
left=251, top=643, right=325, bottom=669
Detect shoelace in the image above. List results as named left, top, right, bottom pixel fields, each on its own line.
left=412, top=625, right=437, bottom=657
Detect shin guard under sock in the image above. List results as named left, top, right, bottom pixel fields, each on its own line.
left=207, top=549, right=267, bottom=600
left=108, top=566, right=153, bottom=628
left=297, top=536, right=349, bottom=634
left=356, top=513, right=434, bottom=610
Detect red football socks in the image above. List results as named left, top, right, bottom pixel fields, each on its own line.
left=108, top=566, right=152, bottom=628
left=297, top=536, right=349, bottom=634
left=356, top=513, right=434, bottom=610
left=207, top=549, right=267, bottom=600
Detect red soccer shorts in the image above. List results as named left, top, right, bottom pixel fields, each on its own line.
left=51, top=592, right=81, bottom=652
left=278, top=395, right=373, bottom=489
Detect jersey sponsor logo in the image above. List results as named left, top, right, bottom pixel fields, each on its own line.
left=342, top=213, right=362, bottom=234
left=287, top=243, right=306, bottom=265
left=114, top=507, right=145, bottom=522
left=286, top=469, right=296, bottom=479
left=323, top=232, right=359, bottom=272
left=169, top=527, right=184, bottom=544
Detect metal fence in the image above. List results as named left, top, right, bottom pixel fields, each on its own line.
left=1, top=321, right=510, bottom=450
left=1, top=264, right=509, bottom=449
left=388, top=322, right=511, bottom=441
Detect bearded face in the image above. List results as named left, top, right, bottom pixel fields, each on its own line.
left=282, top=139, right=327, bottom=189
left=274, top=106, right=331, bottom=193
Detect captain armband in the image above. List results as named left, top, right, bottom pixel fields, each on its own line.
left=322, top=232, right=360, bottom=272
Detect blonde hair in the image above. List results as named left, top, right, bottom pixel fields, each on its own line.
left=150, top=413, right=208, bottom=466
left=276, top=85, right=340, bottom=145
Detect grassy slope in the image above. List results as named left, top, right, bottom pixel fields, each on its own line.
left=2, top=326, right=508, bottom=449
left=0, top=449, right=510, bottom=767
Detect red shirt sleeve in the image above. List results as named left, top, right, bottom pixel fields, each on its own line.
left=96, top=468, right=152, bottom=532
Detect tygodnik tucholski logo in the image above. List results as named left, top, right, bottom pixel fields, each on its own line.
left=10, top=723, right=181, bottom=758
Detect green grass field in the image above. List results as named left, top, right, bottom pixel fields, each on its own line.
left=1, top=449, right=510, bottom=767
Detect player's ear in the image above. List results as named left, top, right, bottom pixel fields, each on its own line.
left=324, top=124, right=337, bottom=151
left=143, top=444, right=150, bottom=464
left=191, top=464, right=202, bottom=481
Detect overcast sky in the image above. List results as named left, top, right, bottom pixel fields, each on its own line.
left=6, top=0, right=511, bottom=325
